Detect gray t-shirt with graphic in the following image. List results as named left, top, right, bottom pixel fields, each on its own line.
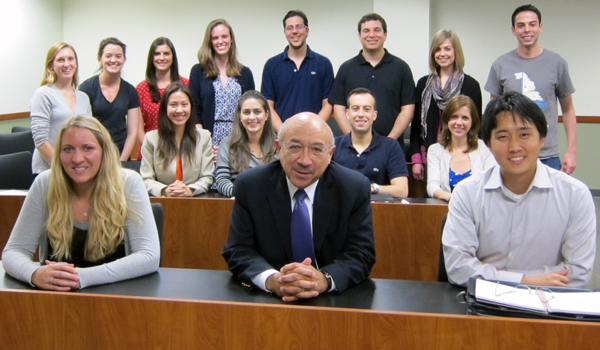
left=485, top=49, right=575, bottom=159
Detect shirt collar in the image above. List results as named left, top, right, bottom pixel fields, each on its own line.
left=357, top=49, right=391, bottom=65
left=282, top=45, right=315, bottom=61
left=484, top=160, right=554, bottom=192
left=286, top=177, right=319, bottom=204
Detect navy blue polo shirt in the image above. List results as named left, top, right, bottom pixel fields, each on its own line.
left=332, top=132, right=408, bottom=185
left=329, top=50, right=415, bottom=139
left=261, top=45, right=334, bottom=121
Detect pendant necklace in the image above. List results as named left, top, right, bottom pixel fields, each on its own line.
left=75, top=196, right=89, bottom=217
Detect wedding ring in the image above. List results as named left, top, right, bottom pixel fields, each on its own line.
left=49, top=277, right=54, bottom=285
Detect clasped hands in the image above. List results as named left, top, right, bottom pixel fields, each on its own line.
left=266, top=257, right=328, bottom=302
left=162, top=180, right=193, bottom=197
left=31, top=260, right=80, bottom=291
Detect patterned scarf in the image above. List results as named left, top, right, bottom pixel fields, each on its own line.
left=420, top=72, right=465, bottom=139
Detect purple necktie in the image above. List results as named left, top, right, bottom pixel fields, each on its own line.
left=291, top=189, right=316, bottom=266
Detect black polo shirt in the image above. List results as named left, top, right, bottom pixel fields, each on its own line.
left=329, top=49, right=415, bottom=140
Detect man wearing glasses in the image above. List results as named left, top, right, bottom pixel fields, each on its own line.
left=223, top=113, right=375, bottom=301
left=333, top=88, right=409, bottom=198
left=442, top=92, right=595, bottom=288
left=261, top=10, right=334, bottom=131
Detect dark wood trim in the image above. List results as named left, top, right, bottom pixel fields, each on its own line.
left=558, top=116, right=600, bottom=123
left=0, top=112, right=29, bottom=121
left=2, top=111, right=600, bottom=123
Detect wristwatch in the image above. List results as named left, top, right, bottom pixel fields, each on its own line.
left=371, top=183, right=380, bottom=194
left=321, top=270, right=333, bottom=292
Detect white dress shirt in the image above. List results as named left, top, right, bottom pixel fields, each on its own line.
left=252, top=179, right=336, bottom=292
left=443, top=161, right=596, bottom=288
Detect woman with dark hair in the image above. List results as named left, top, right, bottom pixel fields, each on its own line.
left=140, top=82, right=214, bottom=197
left=189, top=19, right=255, bottom=159
left=3, top=115, right=160, bottom=290
left=80, top=37, right=140, bottom=161
left=30, top=43, right=91, bottom=174
left=426, top=95, right=495, bottom=201
left=410, top=29, right=482, bottom=181
left=136, top=37, right=189, bottom=160
left=215, top=91, right=277, bottom=197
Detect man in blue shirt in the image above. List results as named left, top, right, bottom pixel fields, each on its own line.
left=333, top=88, right=409, bottom=198
left=261, top=10, right=334, bottom=131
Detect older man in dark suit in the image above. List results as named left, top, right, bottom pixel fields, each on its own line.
left=223, top=112, right=375, bottom=302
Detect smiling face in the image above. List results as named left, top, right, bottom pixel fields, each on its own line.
left=99, top=44, right=126, bottom=74
left=211, top=24, right=232, bottom=58
left=284, top=15, right=309, bottom=50
left=359, top=20, right=386, bottom=52
left=153, top=44, right=173, bottom=73
left=512, top=10, right=543, bottom=50
left=60, top=126, right=103, bottom=191
left=489, top=111, right=545, bottom=192
left=346, top=93, right=377, bottom=134
left=434, top=38, right=455, bottom=71
left=240, top=98, right=268, bottom=136
left=276, top=113, right=335, bottom=189
left=447, top=106, right=472, bottom=140
left=166, top=91, right=191, bottom=129
left=50, top=47, right=77, bottom=84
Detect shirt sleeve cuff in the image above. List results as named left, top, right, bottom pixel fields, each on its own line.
left=497, top=271, right=525, bottom=284
left=252, top=269, right=279, bottom=292
left=411, top=153, right=423, bottom=164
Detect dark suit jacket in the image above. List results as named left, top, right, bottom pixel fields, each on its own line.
left=222, top=161, right=376, bottom=293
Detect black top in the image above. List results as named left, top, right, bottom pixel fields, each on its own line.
left=329, top=50, right=416, bottom=141
left=80, top=76, right=140, bottom=151
left=409, top=74, right=482, bottom=160
left=47, top=227, right=125, bottom=268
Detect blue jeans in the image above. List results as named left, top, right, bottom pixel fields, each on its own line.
left=541, top=157, right=561, bottom=170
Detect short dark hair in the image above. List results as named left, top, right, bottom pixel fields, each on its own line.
left=346, top=87, right=376, bottom=110
left=283, top=10, right=308, bottom=28
left=481, top=92, right=548, bottom=146
left=358, top=13, right=387, bottom=34
left=511, top=4, right=542, bottom=27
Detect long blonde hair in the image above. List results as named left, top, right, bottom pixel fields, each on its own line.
left=40, top=42, right=79, bottom=88
left=46, top=115, right=128, bottom=262
left=197, top=19, right=243, bottom=79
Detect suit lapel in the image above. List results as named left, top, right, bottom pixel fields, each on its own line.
left=312, top=167, right=334, bottom=251
left=267, top=165, right=294, bottom=262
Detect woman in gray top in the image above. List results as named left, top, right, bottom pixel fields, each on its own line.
left=2, top=115, right=160, bottom=290
left=30, top=43, right=91, bottom=174
left=215, top=91, right=277, bottom=197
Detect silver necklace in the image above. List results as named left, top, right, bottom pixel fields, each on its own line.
left=75, top=196, right=89, bottom=217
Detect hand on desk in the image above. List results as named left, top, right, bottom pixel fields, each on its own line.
left=266, top=258, right=328, bottom=302
left=521, top=269, right=569, bottom=287
left=32, top=260, right=80, bottom=291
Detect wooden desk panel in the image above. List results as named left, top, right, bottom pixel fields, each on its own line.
left=0, top=195, right=447, bottom=281
left=371, top=202, right=447, bottom=280
left=2, top=291, right=599, bottom=349
left=150, top=197, right=232, bottom=271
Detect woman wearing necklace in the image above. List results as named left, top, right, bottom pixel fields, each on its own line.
left=30, top=43, right=92, bottom=175
left=140, top=82, right=214, bottom=197
left=136, top=37, right=189, bottom=160
left=409, top=29, right=482, bottom=182
left=215, top=91, right=277, bottom=197
left=80, top=37, right=140, bottom=161
left=2, top=115, right=160, bottom=290
left=426, top=95, right=495, bottom=201
left=189, top=19, right=255, bottom=161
